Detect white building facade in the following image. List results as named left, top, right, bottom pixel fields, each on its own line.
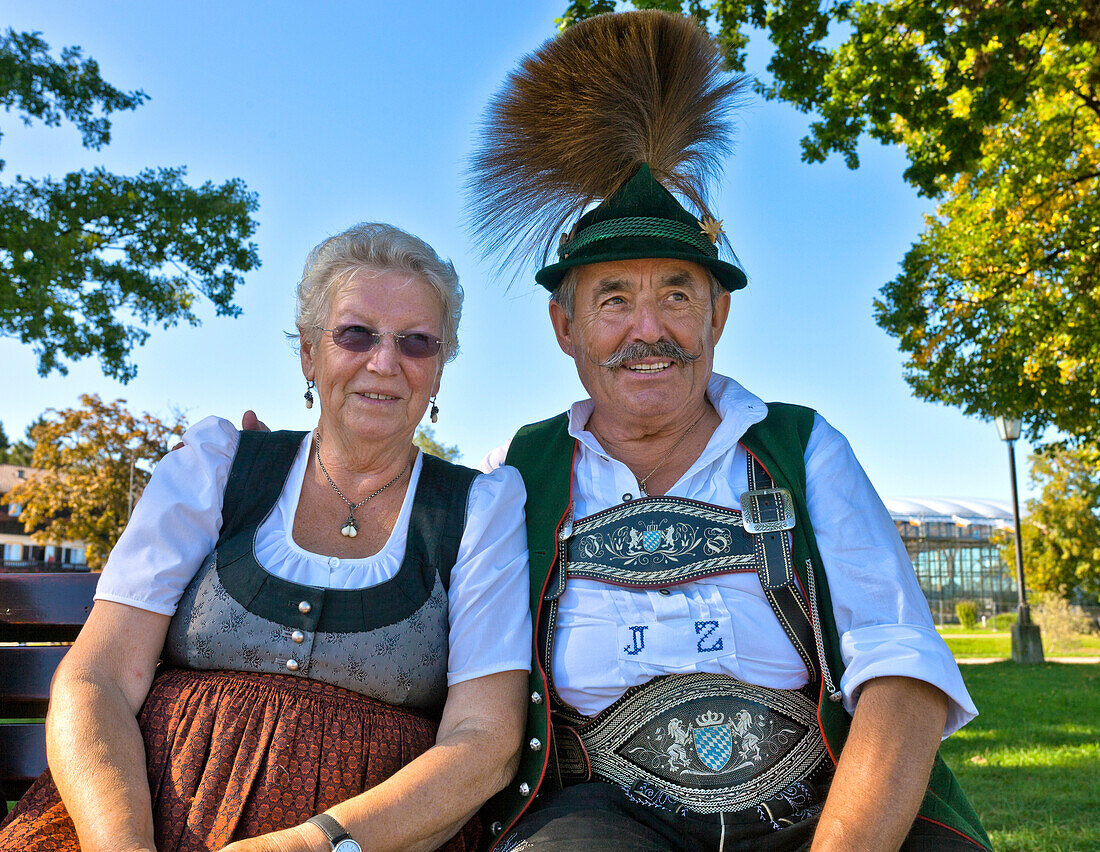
left=0, top=464, right=88, bottom=572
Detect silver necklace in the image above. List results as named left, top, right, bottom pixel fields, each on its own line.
left=591, top=413, right=705, bottom=497
left=315, top=430, right=409, bottom=537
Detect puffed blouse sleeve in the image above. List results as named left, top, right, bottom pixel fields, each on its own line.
left=445, top=464, right=533, bottom=685
left=94, top=416, right=240, bottom=616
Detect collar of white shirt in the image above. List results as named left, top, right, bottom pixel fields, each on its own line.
left=565, top=372, right=770, bottom=470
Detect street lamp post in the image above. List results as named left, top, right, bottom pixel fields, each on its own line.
left=993, top=415, right=1044, bottom=663
left=128, top=448, right=136, bottom=521
left=125, top=436, right=180, bottom=522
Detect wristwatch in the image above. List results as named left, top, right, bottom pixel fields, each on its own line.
left=306, top=814, right=362, bottom=852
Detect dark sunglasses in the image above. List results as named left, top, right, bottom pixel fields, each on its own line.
left=318, top=325, right=443, bottom=359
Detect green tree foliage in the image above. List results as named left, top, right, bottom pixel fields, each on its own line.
left=1000, top=445, right=1100, bottom=603
left=955, top=599, right=979, bottom=629
left=0, top=29, right=260, bottom=381
left=0, top=420, right=34, bottom=465
left=6, top=395, right=187, bottom=568
left=562, top=3, right=1100, bottom=442
left=413, top=426, right=461, bottom=462
left=563, top=1, right=1097, bottom=195
left=875, top=36, right=1100, bottom=443
left=557, top=1, right=618, bottom=29
left=1031, top=592, right=1093, bottom=651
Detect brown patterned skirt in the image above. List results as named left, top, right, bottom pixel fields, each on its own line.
left=0, top=668, right=481, bottom=851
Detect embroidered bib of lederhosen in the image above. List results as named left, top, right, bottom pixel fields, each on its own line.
left=542, top=451, right=829, bottom=814
left=162, top=430, right=477, bottom=714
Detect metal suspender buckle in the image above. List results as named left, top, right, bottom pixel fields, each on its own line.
left=739, top=488, right=796, bottom=534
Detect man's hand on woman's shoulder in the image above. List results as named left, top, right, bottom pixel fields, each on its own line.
left=242, top=410, right=271, bottom=432
left=171, top=412, right=269, bottom=453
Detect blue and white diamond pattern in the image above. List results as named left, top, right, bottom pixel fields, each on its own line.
left=642, top=528, right=662, bottom=552
left=692, top=724, right=732, bottom=772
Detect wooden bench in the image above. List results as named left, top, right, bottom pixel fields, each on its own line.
left=0, top=572, right=97, bottom=811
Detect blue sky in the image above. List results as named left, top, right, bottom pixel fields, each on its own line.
left=2, top=0, right=1036, bottom=501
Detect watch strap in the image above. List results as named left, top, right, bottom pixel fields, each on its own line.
left=306, top=814, right=354, bottom=848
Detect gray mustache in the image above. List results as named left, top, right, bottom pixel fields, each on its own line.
left=594, top=339, right=701, bottom=369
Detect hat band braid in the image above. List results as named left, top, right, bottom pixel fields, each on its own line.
left=560, top=217, right=720, bottom=259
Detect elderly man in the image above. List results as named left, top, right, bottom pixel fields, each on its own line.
left=468, top=11, right=989, bottom=852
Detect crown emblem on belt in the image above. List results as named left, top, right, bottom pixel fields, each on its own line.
left=695, top=709, right=726, bottom=728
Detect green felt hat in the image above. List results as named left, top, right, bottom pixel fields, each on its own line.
left=535, top=165, right=747, bottom=293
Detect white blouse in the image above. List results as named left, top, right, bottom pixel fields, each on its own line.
left=482, top=374, right=977, bottom=736
left=96, top=417, right=532, bottom=686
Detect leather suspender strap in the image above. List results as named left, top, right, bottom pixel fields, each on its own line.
left=743, top=451, right=820, bottom=684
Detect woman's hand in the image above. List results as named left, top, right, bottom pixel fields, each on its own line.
left=219, top=823, right=324, bottom=852
left=310, top=670, right=527, bottom=852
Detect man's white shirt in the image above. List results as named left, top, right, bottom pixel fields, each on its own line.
left=481, top=373, right=976, bottom=736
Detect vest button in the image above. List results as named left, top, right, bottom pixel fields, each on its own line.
left=490, top=822, right=503, bottom=836
left=291, top=630, right=305, bottom=643
left=298, top=601, right=312, bottom=614
left=529, top=738, right=542, bottom=751
left=622, top=493, right=633, bottom=502
left=531, top=691, right=543, bottom=704
left=285, top=659, right=300, bottom=672
left=518, top=782, right=531, bottom=796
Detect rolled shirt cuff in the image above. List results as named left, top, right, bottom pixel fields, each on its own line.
left=839, top=623, right=978, bottom=738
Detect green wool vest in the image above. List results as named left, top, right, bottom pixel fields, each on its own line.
left=482, top=403, right=990, bottom=850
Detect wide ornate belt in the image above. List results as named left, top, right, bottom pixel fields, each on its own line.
left=563, top=497, right=758, bottom=587
left=553, top=672, right=828, bottom=814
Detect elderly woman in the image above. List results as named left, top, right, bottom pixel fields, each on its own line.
left=0, top=223, right=531, bottom=852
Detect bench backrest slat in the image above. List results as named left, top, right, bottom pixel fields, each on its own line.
left=0, top=646, right=69, bottom=716
left=1, top=572, right=97, bottom=809
left=0, top=725, right=48, bottom=802
left=0, top=573, right=98, bottom=641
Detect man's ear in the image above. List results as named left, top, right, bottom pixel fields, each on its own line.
left=549, top=300, right=576, bottom=357
left=711, top=290, right=731, bottom=346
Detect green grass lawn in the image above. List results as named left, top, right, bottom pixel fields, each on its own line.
left=938, top=625, right=1011, bottom=635
left=943, top=663, right=1100, bottom=851
left=945, top=635, right=1013, bottom=657
left=939, top=630, right=1100, bottom=659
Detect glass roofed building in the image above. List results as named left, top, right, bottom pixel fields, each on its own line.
left=884, top=497, right=1017, bottom=624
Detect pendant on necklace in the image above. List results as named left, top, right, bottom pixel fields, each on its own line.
left=340, top=515, right=359, bottom=538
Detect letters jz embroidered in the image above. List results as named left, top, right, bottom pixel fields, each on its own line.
left=624, top=625, right=649, bottom=656
left=695, top=620, right=724, bottom=653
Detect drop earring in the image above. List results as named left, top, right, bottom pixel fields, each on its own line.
left=304, top=380, right=315, bottom=409
left=430, top=396, right=439, bottom=424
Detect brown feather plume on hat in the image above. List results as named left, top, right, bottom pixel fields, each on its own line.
left=467, top=10, right=749, bottom=275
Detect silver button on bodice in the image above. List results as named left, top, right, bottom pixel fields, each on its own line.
left=298, top=600, right=311, bottom=614
left=291, top=630, right=305, bottom=643
left=285, top=658, right=300, bottom=672
left=529, top=738, right=542, bottom=751
left=531, top=691, right=543, bottom=704
left=518, top=782, right=531, bottom=796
